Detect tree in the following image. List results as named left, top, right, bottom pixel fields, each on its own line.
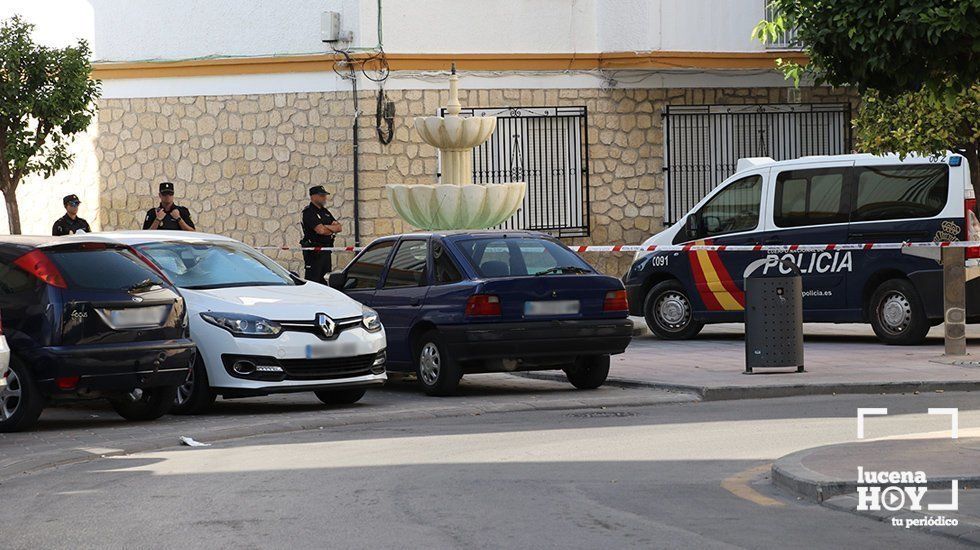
left=754, top=1, right=980, bottom=195
left=753, top=0, right=980, bottom=95
left=855, top=86, right=980, bottom=192
left=0, top=15, right=100, bottom=234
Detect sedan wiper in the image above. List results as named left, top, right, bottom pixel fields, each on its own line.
left=127, top=278, right=164, bottom=292
left=533, top=266, right=590, bottom=276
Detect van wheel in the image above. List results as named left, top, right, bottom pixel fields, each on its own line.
left=564, top=355, right=610, bottom=390
left=0, top=359, right=44, bottom=433
left=109, top=386, right=177, bottom=421
left=171, top=351, right=216, bottom=415
left=869, top=279, right=930, bottom=345
left=414, top=329, right=462, bottom=396
left=644, top=280, right=705, bottom=339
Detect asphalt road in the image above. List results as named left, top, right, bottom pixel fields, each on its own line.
left=2, top=391, right=978, bottom=549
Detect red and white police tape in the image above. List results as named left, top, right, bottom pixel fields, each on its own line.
left=252, top=241, right=980, bottom=254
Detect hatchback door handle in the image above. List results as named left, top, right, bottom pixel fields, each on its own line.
left=763, top=238, right=782, bottom=245
left=410, top=298, right=421, bottom=306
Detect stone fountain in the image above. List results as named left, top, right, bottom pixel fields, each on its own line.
left=386, top=67, right=526, bottom=230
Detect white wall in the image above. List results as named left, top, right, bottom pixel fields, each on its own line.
left=0, top=1, right=99, bottom=235
left=91, top=0, right=772, bottom=62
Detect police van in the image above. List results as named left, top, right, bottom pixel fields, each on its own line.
left=624, top=153, right=980, bottom=345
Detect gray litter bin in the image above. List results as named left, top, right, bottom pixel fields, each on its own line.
left=744, top=259, right=804, bottom=373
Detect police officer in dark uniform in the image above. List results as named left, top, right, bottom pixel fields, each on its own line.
left=301, top=185, right=342, bottom=284
left=143, top=181, right=195, bottom=231
left=52, top=194, right=91, bottom=236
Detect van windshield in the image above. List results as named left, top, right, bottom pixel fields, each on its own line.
left=134, top=241, right=294, bottom=290
left=454, top=237, right=591, bottom=278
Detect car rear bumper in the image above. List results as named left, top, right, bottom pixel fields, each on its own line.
left=24, top=339, right=195, bottom=394
left=439, top=318, right=634, bottom=362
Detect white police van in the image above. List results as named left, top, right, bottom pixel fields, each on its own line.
left=624, top=153, right=980, bottom=345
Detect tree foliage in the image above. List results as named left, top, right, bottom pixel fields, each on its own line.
left=0, top=15, right=100, bottom=234
left=855, top=85, right=980, bottom=189
left=753, top=0, right=980, bottom=95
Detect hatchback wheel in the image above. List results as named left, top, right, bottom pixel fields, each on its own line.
left=415, top=329, right=462, bottom=396
left=869, top=279, right=930, bottom=345
left=109, top=386, right=177, bottom=421
left=171, top=351, right=216, bottom=415
left=0, top=359, right=44, bottom=433
left=644, top=280, right=705, bottom=339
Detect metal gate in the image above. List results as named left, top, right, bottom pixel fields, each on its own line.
left=663, top=103, right=851, bottom=224
left=440, top=106, right=590, bottom=237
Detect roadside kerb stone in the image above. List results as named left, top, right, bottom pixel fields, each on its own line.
left=521, top=371, right=980, bottom=401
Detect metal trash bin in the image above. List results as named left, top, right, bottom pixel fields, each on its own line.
left=744, top=259, right=804, bottom=373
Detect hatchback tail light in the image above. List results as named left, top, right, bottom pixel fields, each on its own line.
left=14, top=250, right=67, bottom=288
left=603, top=289, right=629, bottom=312
left=466, top=294, right=501, bottom=317
left=966, top=197, right=980, bottom=259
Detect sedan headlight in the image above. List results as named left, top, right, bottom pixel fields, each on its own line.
left=361, top=306, right=383, bottom=333
left=200, top=312, right=282, bottom=338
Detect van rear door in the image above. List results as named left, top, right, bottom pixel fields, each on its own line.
left=845, top=163, right=954, bottom=312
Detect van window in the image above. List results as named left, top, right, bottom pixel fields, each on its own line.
left=774, top=168, right=848, bottom=228
left=852, top=165, right=948, bottom=222
left=695, top=175, right=762, bottom=238
left=345, top=241, right=394, bottom=290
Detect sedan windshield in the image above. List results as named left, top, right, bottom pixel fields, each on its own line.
left=134, top=241, right=295, bottom=289
left=454, top=237, right=592, bottom=278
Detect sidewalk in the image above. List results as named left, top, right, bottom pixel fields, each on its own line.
left=600, top=321, right=980, bottom=400
left=772, top=431, right=980, bottom=545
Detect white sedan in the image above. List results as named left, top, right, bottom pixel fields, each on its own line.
left=81, top=231, right=387, bottom=414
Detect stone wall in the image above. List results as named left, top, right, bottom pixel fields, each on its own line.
left=97, top=85, right=855, bottom=277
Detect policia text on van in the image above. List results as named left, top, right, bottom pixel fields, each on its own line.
left=624, top=154, right=980, bottom=345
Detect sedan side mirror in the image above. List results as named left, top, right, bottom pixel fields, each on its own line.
left=327, top=271, right=347, bottom=290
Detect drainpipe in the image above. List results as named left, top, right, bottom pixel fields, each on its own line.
left=352, top=73, right=361, bottom=246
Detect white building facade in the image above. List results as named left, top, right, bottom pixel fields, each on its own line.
left=7, top=0, right=853, bottom=274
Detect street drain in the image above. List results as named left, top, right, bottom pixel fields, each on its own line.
left=567, top=411, right=636, bottom=418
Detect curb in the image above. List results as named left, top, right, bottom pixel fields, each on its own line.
left=771, top=445, right=980, bottom=503
left=0, top=389, right=697, bottom=483
left=822, top=494, right=980, bottom=546
left=518, top=371, right=980, bottom=401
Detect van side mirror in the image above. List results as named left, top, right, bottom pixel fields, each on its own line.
left=327, top=271, right=347, bottom=290
left=684, top=214, right=700, bottom=238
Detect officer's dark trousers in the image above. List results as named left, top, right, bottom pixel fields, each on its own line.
left=303, top=250, right=332, bottom=284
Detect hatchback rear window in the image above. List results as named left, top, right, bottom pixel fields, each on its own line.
left=46, top=247, right=165, bottom=290
left=455, top=238, right=591, bottom=278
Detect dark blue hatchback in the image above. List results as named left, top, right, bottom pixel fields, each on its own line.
left=329, top=231, right=633, bottom=395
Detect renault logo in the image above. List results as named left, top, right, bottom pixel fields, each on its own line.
left=316, top=313, right=336, bottom=338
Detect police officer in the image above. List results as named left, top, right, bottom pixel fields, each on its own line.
left=52, top=194, right=91, bottom=236
left=301, top=185, right=342, bottom=284
left=143, top=181, right=195, bottom=231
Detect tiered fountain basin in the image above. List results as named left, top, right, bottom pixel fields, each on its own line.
left=385, top=87, right=527, bottom=231
left=387, top=181, right=526, bottom=230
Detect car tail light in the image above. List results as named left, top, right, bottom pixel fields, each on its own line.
left=56, top=376, right=80, bottom=390
left=466, top=294, right=501, bottom=317
left=603, top=289, right=629, bottom=312
left=126, top=245, right=172, bottom=284
left=14, top=250, right=67, bottom=288
left=965, top=197, right=980, bottom=259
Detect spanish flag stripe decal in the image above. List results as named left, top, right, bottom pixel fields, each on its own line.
left=704, top=249, right=746, bottom=308
left=688, top=248, right=724, bottom=311
left=695, top=249, right=743, bottom=311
